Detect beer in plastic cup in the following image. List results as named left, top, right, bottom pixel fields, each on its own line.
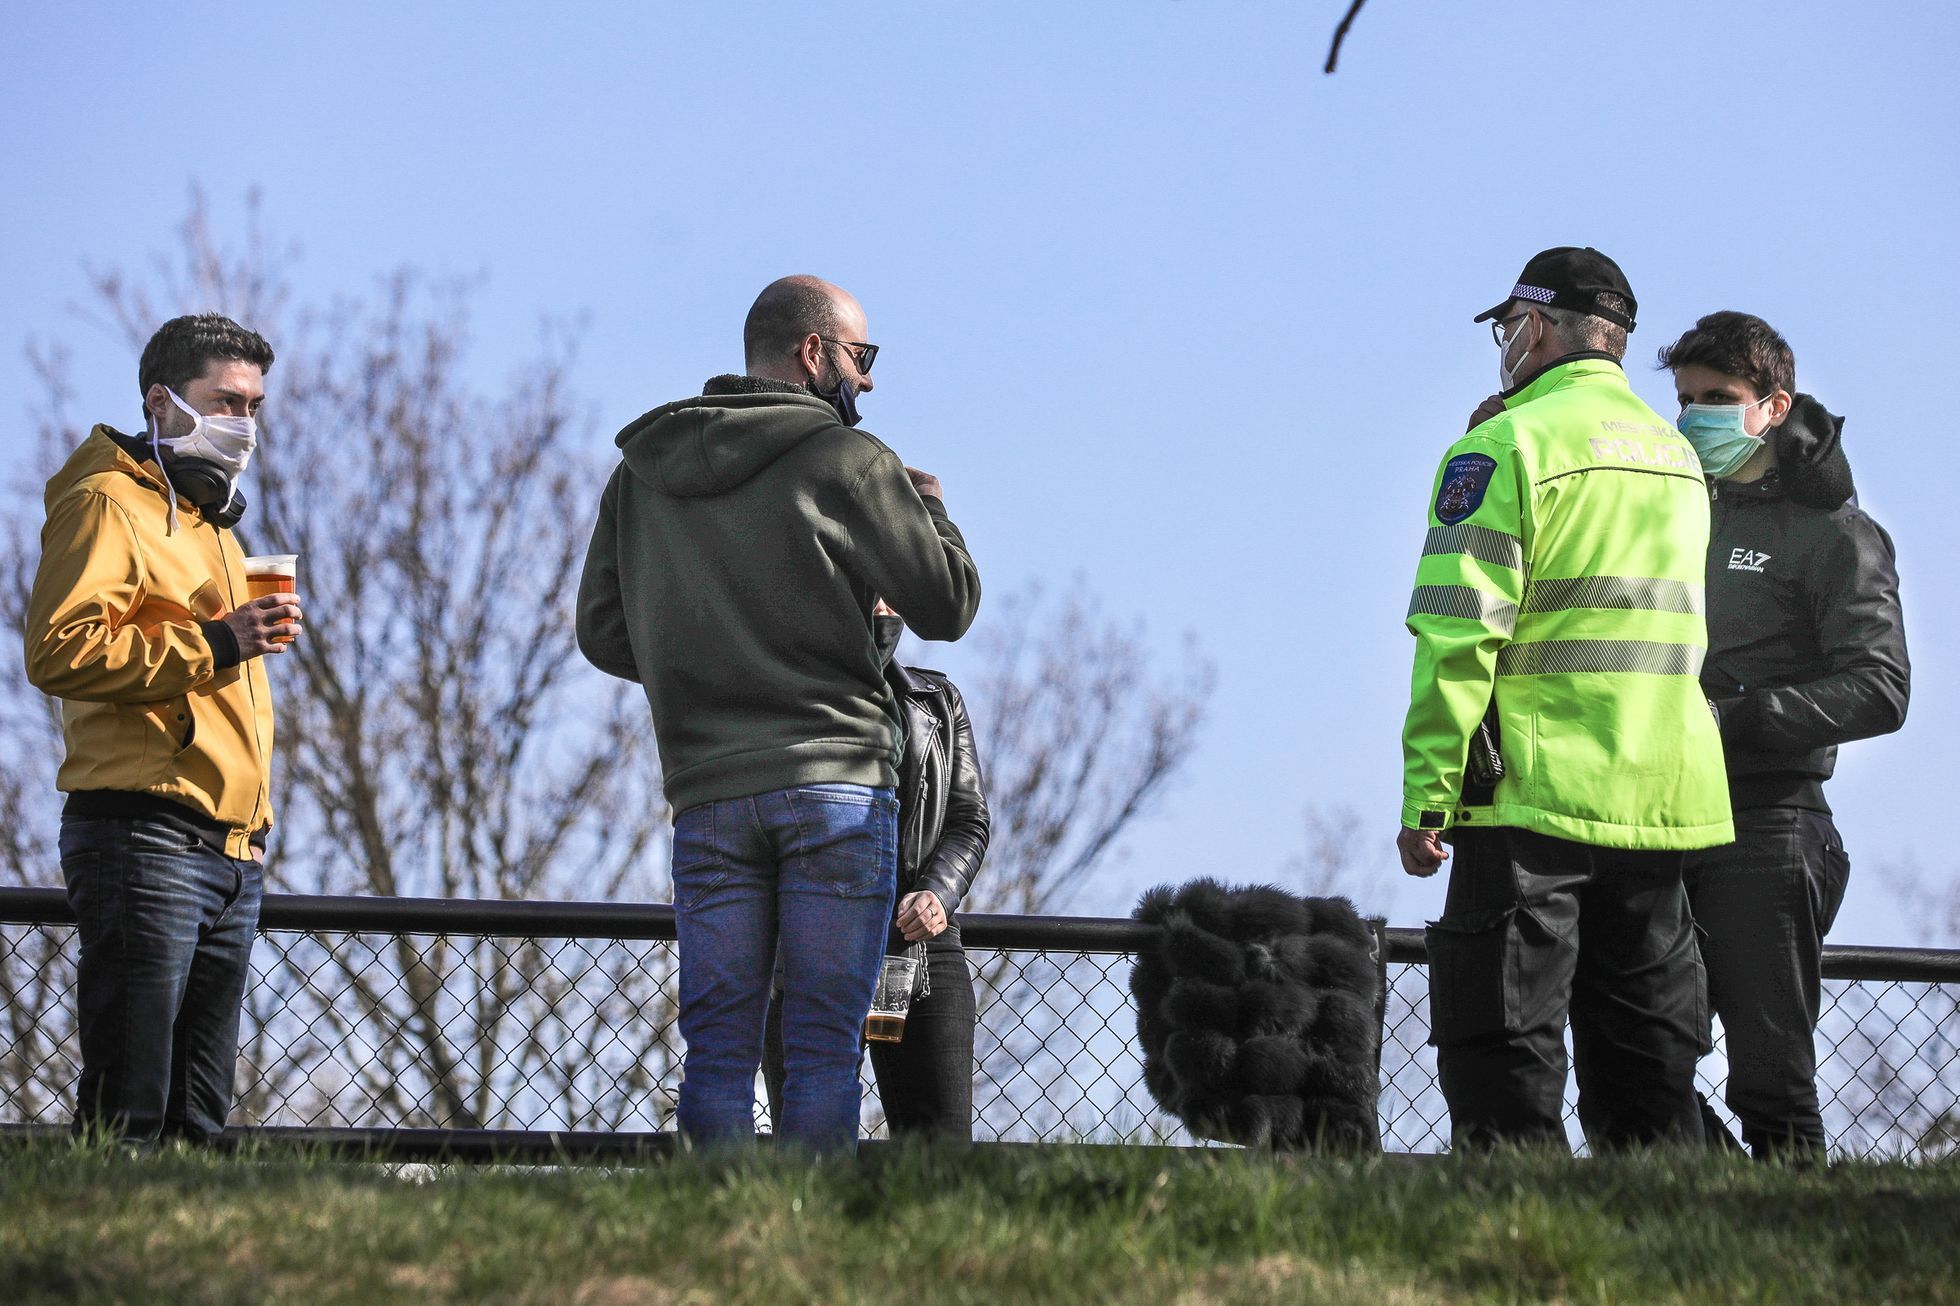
left=864, top=954, right=919, bottom=1043
left=241, top=553, right=299, bottom=644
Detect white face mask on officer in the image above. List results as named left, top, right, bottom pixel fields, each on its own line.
left=1497, top=312, right=1539, bottom=391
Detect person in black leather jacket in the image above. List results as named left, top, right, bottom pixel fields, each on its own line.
left=764, top=601, right=991, bottom=1140
left=1661, top=311, right=1910, bottom=1158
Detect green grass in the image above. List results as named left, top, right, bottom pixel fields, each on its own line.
left=2, top=1140, right=1956, bottom=1303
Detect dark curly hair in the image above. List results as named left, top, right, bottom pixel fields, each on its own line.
left=137, top=314, right=275, bottom=412
left=1656, top=310, right=1795, bottom=399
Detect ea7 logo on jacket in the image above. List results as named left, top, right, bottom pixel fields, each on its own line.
left=1728, top=548, right=1772, bottom=573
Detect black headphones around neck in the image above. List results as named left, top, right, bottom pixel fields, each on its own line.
left=127, top=426, right=248, bottom=530
left=163, top=453, right=248, bottom=529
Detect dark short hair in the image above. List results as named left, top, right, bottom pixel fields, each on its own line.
left=138, top=314, right=275, bottom=405
left=743, top=276, right=839, bottom=369
left=1656, top=311, right=1795, bottom=398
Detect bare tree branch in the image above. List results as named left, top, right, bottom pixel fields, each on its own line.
left=1325, top=0, right=1370, bottom=74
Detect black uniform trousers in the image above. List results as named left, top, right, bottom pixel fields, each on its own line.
left=763, top=923, right=979, bottom=1141
left=1683, top=806, right=1849, bottom=1158
left=1426, top=825, right=1707, bottom=1151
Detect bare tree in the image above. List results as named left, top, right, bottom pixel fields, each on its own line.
left=1286, top=801, right=1397, bottom=916
left=0, top=193, right=676, bottom=1130
left=943, top=583, right=1214, bottom=1139
left=959, top=582, right=1213, bottom=918
left=1829, top=859, right=1960, bottom=1157
left=1324, top=0, right=1372, bottom=73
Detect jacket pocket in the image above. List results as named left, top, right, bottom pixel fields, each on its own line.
left=1802, top=812, right=1852, bottom=936
left=670, top=807, right=727, bottom=913
left=134, top=694, right=198, bottom=770
left=1425, top=905, right=1521, bottom=1047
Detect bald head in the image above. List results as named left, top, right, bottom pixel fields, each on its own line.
left=744, top=275, right=859, bottom=374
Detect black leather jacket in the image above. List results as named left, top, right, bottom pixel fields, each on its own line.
left=889, top=662, right=989, bottom=914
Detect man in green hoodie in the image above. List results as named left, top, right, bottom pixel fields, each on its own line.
left=576, top=275, right=981, bottom=1153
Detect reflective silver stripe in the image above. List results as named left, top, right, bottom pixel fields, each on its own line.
left=1408, top=585, right=1518, bottom=633
left=1522, top=576, right=1704, bottom=617
left=1496, top=639, right=1706, bottom=677
left=1422, top=524, right=1523, bottom=572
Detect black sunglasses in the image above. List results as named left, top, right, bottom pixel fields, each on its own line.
left=821, top=336, right=879, bottom=375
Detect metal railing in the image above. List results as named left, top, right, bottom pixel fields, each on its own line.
left=2, top=888, right=1954, bottom=1158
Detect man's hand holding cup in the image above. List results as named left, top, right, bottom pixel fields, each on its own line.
left=232, top=553, right=303, bottom=658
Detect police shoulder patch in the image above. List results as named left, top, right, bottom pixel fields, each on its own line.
left=1434, top=452, right=1498, bottom=525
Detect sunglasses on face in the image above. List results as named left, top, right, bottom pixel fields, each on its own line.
left=821, top=336, right=878, bottom=375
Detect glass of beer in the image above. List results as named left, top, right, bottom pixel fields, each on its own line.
left=864, top=954, right=920, bottom=1043
left=241, top=553, right=299, bottom=644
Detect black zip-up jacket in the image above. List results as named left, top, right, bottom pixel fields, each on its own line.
left=1702, top=393, right=1909, bottom=812
left=889, top=662, right=989, bottom=914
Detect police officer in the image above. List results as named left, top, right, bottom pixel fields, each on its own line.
left=1395, top=248, right=1734, bottom=1150
left=1661, top=312, right=1909, bottom=1159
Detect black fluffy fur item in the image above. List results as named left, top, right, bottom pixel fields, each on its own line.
left=1131, top=878, right=1382, bottom=1152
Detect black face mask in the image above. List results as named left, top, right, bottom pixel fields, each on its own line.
left=812, top=376, right=861, bottom=427
left=873, top=614, right=904, bottom=668
left=811, top=346, right=863, bottom=427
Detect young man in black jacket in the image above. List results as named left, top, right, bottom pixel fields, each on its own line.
left=1662, top=311, right=1910, bottom=1158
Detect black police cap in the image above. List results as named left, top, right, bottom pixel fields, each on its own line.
left=1473, top=246, right=1637, bottom=332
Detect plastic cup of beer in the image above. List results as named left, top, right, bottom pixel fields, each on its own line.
left=864, top=954, right=920, bottom=1043
left=242, top=553, right=299, bottom=644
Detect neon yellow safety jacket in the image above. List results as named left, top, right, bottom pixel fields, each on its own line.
left=1400, top=357, right=1734, bottom=851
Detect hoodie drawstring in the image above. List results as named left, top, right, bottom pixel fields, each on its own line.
left=148, top=416, right=181, bottom=536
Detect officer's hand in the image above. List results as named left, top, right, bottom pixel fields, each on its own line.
left=222, top=594, right=303, bottom=660
left=895, top=890, right=949, bottom=941
left=1467, top=394, right=1506, bottom=432
left=1396, top=827, right=1448, bottom=878
left=906, top=467, right=945, bottom=502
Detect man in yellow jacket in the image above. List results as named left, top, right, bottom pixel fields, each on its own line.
left=24, top=313, right=300, bottom=1145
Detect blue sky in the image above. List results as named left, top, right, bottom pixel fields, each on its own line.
left=3, top=1, right=1956, bottom=944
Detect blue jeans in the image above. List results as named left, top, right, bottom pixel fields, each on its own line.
left=60, top=814, right=264, bottom=1144
left=671, top=784, right=897, bottom=1153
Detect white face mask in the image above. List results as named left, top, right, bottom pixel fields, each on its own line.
left=157, top=387, right=258, bottom=478
left=1497, top=313, right=1538, bottom=390
left=148, top=387, right=258, bottom=534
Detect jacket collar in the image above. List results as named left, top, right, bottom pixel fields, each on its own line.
left=97, top=426, right=210, bottom=518
left=887, top=661, right=931, bottom=696
left=1716, top=468, right=1786, bottom=502
left=702, top=373, right=813, bottom=398
left=1500, top=352, right=1626, bottom=407
left=52, top=426, right=179, bottom=508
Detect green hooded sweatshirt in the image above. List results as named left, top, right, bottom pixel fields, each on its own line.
left=576, top=377, right=981, bottom=814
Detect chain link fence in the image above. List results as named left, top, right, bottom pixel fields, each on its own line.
left=3, top=892, right=1955, bottom=1157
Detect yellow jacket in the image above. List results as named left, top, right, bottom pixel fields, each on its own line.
left=24, top=428, right=275, bottom=856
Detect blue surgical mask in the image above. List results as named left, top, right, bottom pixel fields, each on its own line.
left=1678, top=395, right=1775, bottom=478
